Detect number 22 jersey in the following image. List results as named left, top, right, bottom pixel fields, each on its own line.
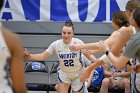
left=46, top=38, right=84, bottom=73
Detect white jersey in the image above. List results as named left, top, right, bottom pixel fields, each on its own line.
left=46, top=38, right=84, bottom=73
left=109, top=62, right=127, bottom=82
left=0, top=30, right=13, bottom=93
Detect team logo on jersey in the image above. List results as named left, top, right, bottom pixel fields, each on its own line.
left=93, top=70, right=99, bottom=80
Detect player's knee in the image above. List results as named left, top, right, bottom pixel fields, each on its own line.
left=101, top=78, right=110, bottom=86
left=123, top=78, right=130, bottom=87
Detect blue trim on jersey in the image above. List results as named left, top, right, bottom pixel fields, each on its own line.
left=134, top=73, right=140, bottom=93
left=131, top=58, right=137, bottom=93
left=57, top=68, right=60, bottom=71
left=79, top=51, right=83, bottom=67
left=58, top=70, right=63, bottom=83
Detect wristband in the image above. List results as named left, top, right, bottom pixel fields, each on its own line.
left=99, top=54, right=109, bottom=63
left=106, top=50, right=110, bottom=56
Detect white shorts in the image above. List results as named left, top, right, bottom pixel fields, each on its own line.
left=58, top=69, right=85, bottom=92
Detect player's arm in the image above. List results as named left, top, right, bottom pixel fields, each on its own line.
left=99, top=40, right=130, bottom=69
left=116, top=64, right=131, bottom=77
left=80, top=60, right=104, bottom=82
left=70, top=42, right=100, bottom=52
left=84, top=36, right=113, bottom=54
left=3, top=30, right=27, bottom=93
left=86, top=70, right=94, bottom=87
left=29, top=51, right=51, bottom=61
left=92, top=31, right=119, bottom=55
left=71, top=30, right=118, bottom=54
left=106, top=51, right=130, bottom=69
left=24, top=41, right=55, bottom=61
left=81, top=49, right=97, bottom=62
left=24, top=48, right=51, bottom=61
left=111, top=27, right=132, bottom=55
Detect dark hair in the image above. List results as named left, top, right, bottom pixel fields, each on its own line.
left=112, top=11, right=129, bottom=28
left=62, top=21, right=74, bottom=32
left=0, top=0, right=4, bottom=11
left=132, top=7, right=140, bottom=27
left=126, top=0, right=140, bottom=13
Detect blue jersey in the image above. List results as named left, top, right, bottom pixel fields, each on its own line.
left=91, top=66, right=105, bottom=85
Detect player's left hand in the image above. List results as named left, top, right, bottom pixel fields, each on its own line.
left=80, top=67, right=92, bottom=82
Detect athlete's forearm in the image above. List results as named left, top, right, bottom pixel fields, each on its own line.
left=29, top=51, right=50, bottom=61
left=118, top=72, right=131, bottom=77
left=81, top=42, right=100, bottom=50
left=89, top=70, right=94, bottom=79
left=30, top=54, right=45, bottom=61
left=107, top=52, right=128, bottom=70
left=88, top=59, right=104, bottom=71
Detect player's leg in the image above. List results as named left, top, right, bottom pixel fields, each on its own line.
left=100, top=78, right=115, bottom=93
left=57, top=83, right=70, bottom=93
left=71, top=75, right=85, bottom=93
left=117, top=78, right=130, bottom=93
left=57, top=70, right=71, bottom=93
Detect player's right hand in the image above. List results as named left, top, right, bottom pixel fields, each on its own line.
left=70, top=43, right=82, bottom=52
left=23, top=48, right=31, bottom=60
left=133, top=64, right=140, bottom=73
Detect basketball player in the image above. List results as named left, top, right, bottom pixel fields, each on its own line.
left=0, top=0, right=27, bottom=93
left=71, top=10, right=129, bottom=81
left=99, top=7, right=140, bottom=93
left=24, top=22, right=94, bottom=93
left=70, top=0, right=140, bottom=81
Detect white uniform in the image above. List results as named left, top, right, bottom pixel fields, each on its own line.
left=0, top=30, right=13, bottom=93
left=46, top=38, right=86, bottom=91
left=109, top=62, right=127, bottom=83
